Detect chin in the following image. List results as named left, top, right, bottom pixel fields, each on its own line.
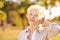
left=29, top=22, right=34, bottom=25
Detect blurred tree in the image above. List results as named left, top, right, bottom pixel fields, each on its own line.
left=0, top=10, right=7, bottom=31
left=18, top=6, right=26, bottom=14
left=22, top=14, right=28, bottom=29
left=17, top=0, right=33, bottom=29
left=0, top=10, right=6, bottom=21
left=22, top=0, right=30, bottom=5
left=42, top=0, right=48, bottom=9
left=50, top=0, right=56, bottom=7
left=3, top=1, right=20, bottom=12
left=13, top=3, right=20, bottom=9
left=0, top=1, right=4, bottom=9
left=58, top=0, right=60, bottom=2
left=51, top=33, right=60, bottom=40
left=2, top=1, right=13, bottom=12
left=52, top=16, right=60, bottom=23
left=8, top=10, right=23, bottom=29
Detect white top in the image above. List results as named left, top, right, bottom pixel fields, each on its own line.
left=18, top=23, right=60, bottom=40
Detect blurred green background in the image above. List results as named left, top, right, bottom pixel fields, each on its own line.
left=0, top=0, right=60, bottom=40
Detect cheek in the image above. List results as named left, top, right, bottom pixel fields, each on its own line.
left=27, top=17, right=31, bottom=21
left=26, top=15, right=30, bottom=19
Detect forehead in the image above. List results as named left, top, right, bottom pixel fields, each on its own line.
left=29, top=8, right=40, bottom=15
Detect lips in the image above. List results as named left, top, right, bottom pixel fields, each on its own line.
left=30, top=19, right=35, bottom=22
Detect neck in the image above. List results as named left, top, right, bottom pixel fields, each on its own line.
left=29, top=25, right=38, bottom=33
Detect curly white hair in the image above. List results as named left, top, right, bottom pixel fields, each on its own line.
left=27, top=5, right=45, bottom=19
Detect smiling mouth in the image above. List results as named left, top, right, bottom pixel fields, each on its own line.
left=30, top=19, right=35, bottom=22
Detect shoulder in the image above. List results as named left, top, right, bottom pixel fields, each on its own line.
left=47, top=23, right=60, bottom=39
left=18, top=28, right=28, bottom=40
left=19, top=28, right=28, bottom=36
left=19, top=27, right=30, bottom=36
left=49, top=22, right=60, bottom=30
left=18, top=30, right=26, bottom=38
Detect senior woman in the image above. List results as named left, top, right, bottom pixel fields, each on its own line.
left=18, top=5, right=60, bottom=40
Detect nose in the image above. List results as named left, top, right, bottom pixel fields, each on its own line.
left=30, top=15, right=35, bottom=19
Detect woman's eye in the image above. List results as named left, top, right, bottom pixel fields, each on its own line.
left=30, top=14, right=33, bottom=16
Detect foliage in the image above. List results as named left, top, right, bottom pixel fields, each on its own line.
left=0, top=1, right=4, bottom=9
left=0, top=0, right=60, bottom=29
left=18, top=7, right=26, bottom=14
left=0, top=10, right=6, bottom=21
left=7, top=10, right=23, bottom=28
left=51, top=33, right=60, bottom=40
left=51, top=16, right=60, bottom=23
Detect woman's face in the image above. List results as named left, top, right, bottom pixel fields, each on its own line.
left=27, top=9, right=40, bottom=25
